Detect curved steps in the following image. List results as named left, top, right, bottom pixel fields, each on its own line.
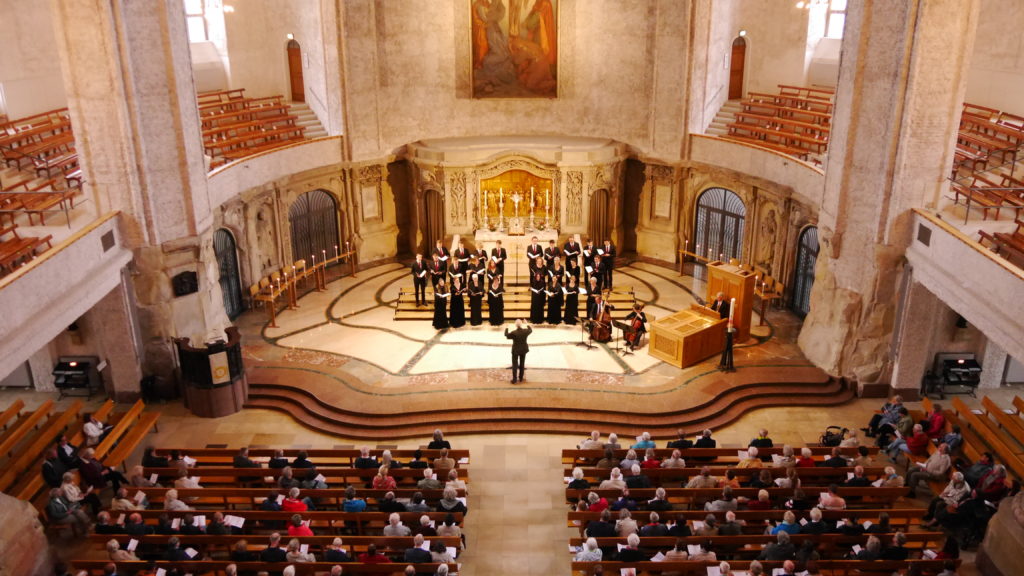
left=244, top=373, right=854, bottom=439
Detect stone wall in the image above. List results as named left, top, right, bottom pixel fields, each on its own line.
left=0, top=491, right=52, bottom=576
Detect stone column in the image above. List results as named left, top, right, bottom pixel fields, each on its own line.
left=979, top=339, right=1008, bottom=390
left=50, top=0, right=228, bottom=383
left=798, top=0, right=979, bottom=383
left=86, top=279, right=144, bottom=402
left=890, top=279, right=945, bottom=397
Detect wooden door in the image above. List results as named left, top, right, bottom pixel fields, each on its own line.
left=287, top=40, right=305, bottom=102
left=728, top=37, right=746, bottom=100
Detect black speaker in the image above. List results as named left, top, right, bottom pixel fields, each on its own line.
left=955, top=315, right=968, bottom=329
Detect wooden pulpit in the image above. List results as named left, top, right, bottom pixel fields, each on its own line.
left=706, top=261, right=756, bottom=342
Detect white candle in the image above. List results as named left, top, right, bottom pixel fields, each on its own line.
left=729, top=298, right=735, bottom=323
left=708, top=248, right=712, bottom=260
left=292, top=265, right=296, bottom=276
left=719, top=253, right=724, bottom=261
left=312, top=254, right=316, bottom=265
left=335, top=245, right=339, bottom=259
left=346, top=241, right=350, bottom=251
left=545, top=189, right=550, bottom=207
left=322, top=249, right=326, bottom=261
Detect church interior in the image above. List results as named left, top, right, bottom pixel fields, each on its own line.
left=1, top=0, right=1024, bottom=574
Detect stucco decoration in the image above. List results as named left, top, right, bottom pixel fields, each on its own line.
left=566, top=171, right=583, bottom=225
left=757, top=207, right=778, bottom=272
left=449, top=171, right=468, bottom=225
left=357, top=165, right=383, bottom=221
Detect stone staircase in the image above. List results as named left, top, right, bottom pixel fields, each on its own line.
left=706, top=99, right=742, bottom=137
left=289, top=101, right=328, bottom=139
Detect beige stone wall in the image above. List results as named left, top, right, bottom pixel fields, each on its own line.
left=0, top=492, right=51, bottom=576
left=734, top=1, right=811, bottom=94
left=338, top=0, right=690, bottom=162
left=966, top=0, right=1024, bottom=113
left=0, top=0, right=66, bottom=118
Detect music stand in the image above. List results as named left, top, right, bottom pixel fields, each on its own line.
left=577, top=319, right=596, bottom=350
left=613, top=320, right=634, bottom=356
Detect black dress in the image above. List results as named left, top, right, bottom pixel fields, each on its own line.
left=449, top=285, right=466, bottom=328
left=563, top=285, right=579, bottom=325
left=546, top=278, right=563, bottom=325
left=529, top=271, right=546, bottom=324
left=487, top=281, right=504, bottom=326
left=432, top=290, right=449, bottom=330
left=468, top=282, right=484, bottom=326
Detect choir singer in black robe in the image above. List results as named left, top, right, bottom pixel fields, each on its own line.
left=529, top=265, right=547, bottom=324
left=467, top=274, right=484, bottom=326
left=432, top=280, right=450, bottom=330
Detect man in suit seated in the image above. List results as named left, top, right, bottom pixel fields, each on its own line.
left=823, top=447, right=849, bottom=467
left=268, top=449, right=289, bottom=469
left=234, top=446, right=261, bottom=468
left=624, top=464, right=650, bottom=489
left=404, top=534, right=433, bottom=563
left=417, top=468, right=443, bottom=490
left=695, top=429, right=716, bottom=448
left=639, top=511, right=669, bottom=537
left=260, top=533, right=288, bottom=562
left=667, top=428, right=693, bottom=449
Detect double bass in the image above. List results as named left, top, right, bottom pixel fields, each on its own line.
left=590, top=301, right=613, bottom=343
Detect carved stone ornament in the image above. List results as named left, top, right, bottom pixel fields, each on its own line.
left=449, top=171, right=467, bottom=225
left=356, top=165, right=382, bottom=184
left=567, top=171, right=583, bottom=225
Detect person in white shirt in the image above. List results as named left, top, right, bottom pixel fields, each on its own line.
left=383, top=512, right=411, bottom=536
left=82, top=413, right=111, bottom=447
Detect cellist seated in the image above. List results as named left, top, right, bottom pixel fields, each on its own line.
left=588, top=294, right=613, bottom=343
left=624, top=303, right=648, bottom=350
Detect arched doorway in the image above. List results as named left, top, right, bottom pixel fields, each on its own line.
left=729, top=36, right=746, bottom=100
left=214, top=229, right=243, bottom=319
left=423, top=189, right=444, bottom=253
left=287, top=39, right=305, bottom=102
left=588, top=189, right=609, bottom=244
left=693, top=187, right=746, bottom=261
left=791, top=226, right=819, bottom=318
left=289, top=190, right=340, bottom=266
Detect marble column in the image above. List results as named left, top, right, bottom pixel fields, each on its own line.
left=798, top=0, right=979, bottom=383
left=49, top=0, right=227, bottom=384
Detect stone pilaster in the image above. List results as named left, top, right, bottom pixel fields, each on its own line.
left=798, top=0, right=979, bottom=382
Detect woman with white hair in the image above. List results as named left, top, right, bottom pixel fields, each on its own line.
left=428, top=429, right=451, bottom=449
left=445, top=468, right=468, bottom=494
left=881, top=465, right=905, bottom=488
left=661, top=449, right=686, bottom=469
left=618, top=450, right=640, bottom=472
left=163, top=488, right=191, bottom=511
left=923, top=471, right=969, bottom=527
left=774, top=445, right=796, bottom=468
left=438, top=486, right=467, bottom=514
left=632, top=431, right=655, bottom=449
left=796, top=447, right=816, bottom=467
left=738, top=447, right=762, bottom=468
left=106, top=538, right=139, bottom=561
left=604, top=433, right=621, bottom=450
left=573, top=537, right=603, bottom=561
left=128, top=465, right=159, bottom=488
left=383, top=512, right=411, bottom=536
left=599, top=467, right=626, bottom=490
left=435, top=564, right=450, bottom=576
left=617, top=533, right=644, bottom=561
left=568, top=467, right=590, bottom=490
left=718, top=561, right=734, bottom=576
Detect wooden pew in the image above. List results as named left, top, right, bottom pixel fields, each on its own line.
left=565, top=486, right=909, bottom=508
left=0, top=400, right=53, bottom=459
left=569, top=508, right=928, bottom=531
left=568, top=533, right=944, bottom=558
left=980, top=396, right=1024, bottom=455
left=565, top=466, right=889, bottom=485
left=143, top=466, right=468, bottom=485
left=0, top=400, right=82, bottom=493
left=0, top=399, right=25, bottom=431
left=562, top=446, right=876, bottom=466
left=131, top=487, right=465, bottom=510
left=950, top=396, right=1024, bottom=480
left=69, top=561, right=456, bottom=575
left=158, top=447, right=470, bottom=466
left=571, top=560, right=956, bottom=576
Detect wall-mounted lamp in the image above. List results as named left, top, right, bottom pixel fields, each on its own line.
left=286, top=33, right=294, bottom=40
left=738, top=30, right=747, bottom=37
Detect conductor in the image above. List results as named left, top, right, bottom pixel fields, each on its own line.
left=504, top=319, right=533, bottom=384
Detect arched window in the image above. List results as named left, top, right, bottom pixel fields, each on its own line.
left=213, top=229, right=243, bottom=320
left=791, top=226, right=819, bottom=318
left=693, top=187, right=746, bottom=261
left=289, top=190, right=340, bottom=266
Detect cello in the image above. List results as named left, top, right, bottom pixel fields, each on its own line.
left=590, top=300, right=613, bottom=343
left=624, top=303, right=646, bottom=349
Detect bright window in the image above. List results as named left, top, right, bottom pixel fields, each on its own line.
left=184, top=0, right=207, bottom=42
left=825, top=0, right=846, bottom=39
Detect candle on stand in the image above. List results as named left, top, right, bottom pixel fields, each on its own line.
left=729, top=298, right=735, bottom=323
left=312, top=254, right=316, bottom=266
left=707, top=248, right=712, bottom=260
left=545, top=189, right=550, bottom=208
left=335, top=245, right=339, bottom=259
left=292, top=265, right=296, bottom=277
left=685, top=239, right=689, bottom=253
left=322, top=249, right=326, bottom=262
left=346, top=241, right=350, bottom=252
left=719, top=253, right=724, bottom=261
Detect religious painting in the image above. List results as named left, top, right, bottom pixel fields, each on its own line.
left=471, top=0, right=558, bottom=98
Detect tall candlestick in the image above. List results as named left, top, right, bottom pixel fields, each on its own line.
left=545, top=189, right=550, bottom=208
left=346, top=241, right=350, bottom=252
left=729, top=298, right=735, bottom=323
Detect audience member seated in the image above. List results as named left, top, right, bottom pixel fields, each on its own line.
left=46, top=487, right=89, bottom=536
left=906, top=443, right=952, bottom=497
left=615, top=508, right=638, bottom=537
left=373, top=465, right=397, bottom=490
left=342, top=486, right=367, bottom=512
left=921, top=404, right=947, bottom=438
left=129, top=465, right=159, bottom=488
left=599, top=467, right=626, bottom=490
left=174, top=465, right=203, bottom=495
left=624, top=464, right=650, bottom=488
left=661, top=449, right=685, bottom=469
left=585, top=508, right=616, bottom=539
left=631, top=432, right=656, bottom=450
left=695, top=429, right=716, bottom=448
left=840, top=429, right=860, bottom=448
left=165, top=536, right=189, bottom=560
left=769, top=510, right=800, bottom=535
left=880, top=466, right=904, bottom=488
left=746, top=489, right=771, bottom=511
left=640, top=511, right=668, bottom=537
left=774, top=445, right=796, bottom=468
left=822, top=447, right=848, bottom=468
left=578, top=431, right=603, bottom=450
left=694, top=514, right=718, bottom=536
left=80, top=448, right=129, bottom=493
left=801, top=507, right=827, bottom=534
left=759, top=531, right=795, bottom=561
left=690, top=541, right=718, bottom=562
left=94, top=511, right=121, bottom=534
left=738, top=447, right=763, bottom=468
left=62, top=471, right=101, bottom=516
left=406, top=491, right=432, bottom=512
left=786, top=488, right=812, bottom=511
left=574, top=537, right=602, bottom=561
left=83, top=413, right=112, bottom=447
left=231, top=539, right=256, bottom=562
left=437, top=513, right=462, bottom=541
left=380, top=491, right=406, bottom=513
left=287, top=537, right=316, bottom=562
left=288, top=514, right=314, bottom=537
left=428, top=429, right=452, bottom=450
left=616, top=533, right=644, bottom=561
left=663, top=538, right=689, bottom=563
left=42, top=448, right=68, bottom=488
left=864, top=395, right=904, bottom=437
left=384, top=512, right=412, bottom=536
left=404, top=534, right=432, bottom=563
left=322, top=537, right=351, bottom=562
left=795, top=448, right=816, bottom=468
left=162, top=489, right=191, bottom=511
left=259, top=533, right=287, bottom=562
left=880, top=531, right=909, bottom=560
left=445, top=468, right=466, bottom=494
left=721, top=469, right=743, bottom=489
left=618, top=450, right=640, bottom=472
left=749, top=428, right=774, bottom=448
left=604, top=433, right=621, bottom=451
left=750, top=469, right=773, bottom=489
left=924, top=471, right=970, bottom=527
left=283, top=487, right=315, bottom=511
left=433, top=448, right=456, bottom=471
left=106, top=539, right=139, bottom=562
left=595, top=448, right=619, bottom=469
left=569, top=467, right=590, bottom=490
left=667, top=428, right=693, bottom=449
left=687, top=466, right=718, bottom=488
left=853, top=446, right=874, bottom=468
left=418, top=468, right=443, bottom=490
left=353, top=446, right=377, bottom=469
left=706, top=486, right=738, bottom=512
left=851, top=535, right=882, bottom=560
left=640, top=448, right=661, bottom=469
left=647, top=487, right=672, bottom=511
left=844, top=466, right=871, bottom=487
left=408, top=449, right=428, bottom=469
left=111, top=487, right=144, bottom=512
left=818, top=484, right=846, bottom=510
left=430, top=540, right=453, bottom=563
left=358, top=543, right=392, bottom=563
left=886, top=423, right=930, bottom=461
left=124, top=512, right=152, bottom=537
left=415, top=514, right=438, bottom=537
left=438, top=487, right=466, bottom=515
